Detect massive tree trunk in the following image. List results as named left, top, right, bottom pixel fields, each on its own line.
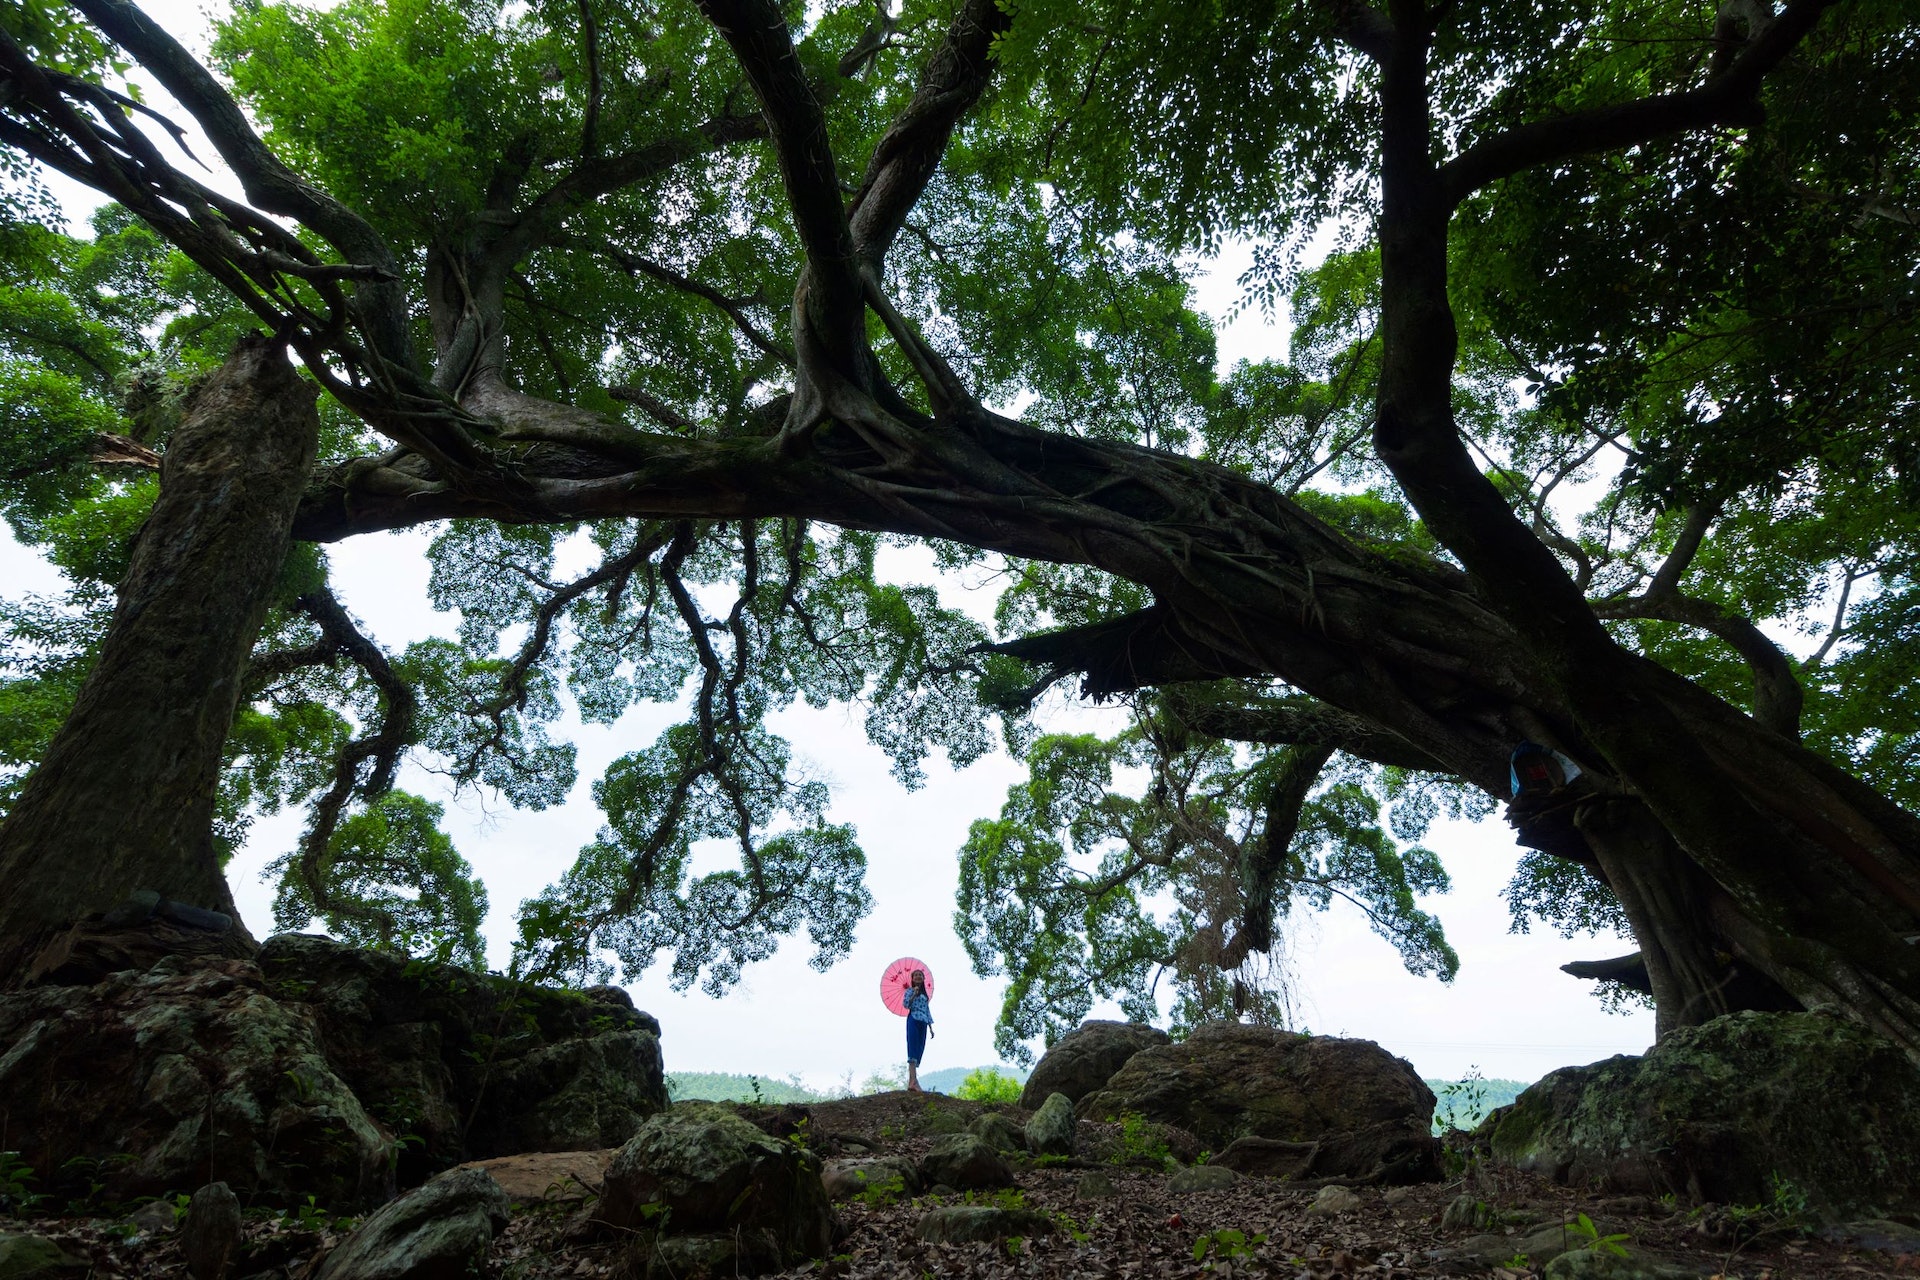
left=1360, top=8, right=1920, bottom=1054
left=0, top=336, right=319, bottom=983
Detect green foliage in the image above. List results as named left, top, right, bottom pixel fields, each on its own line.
left=1722, top=1176, right=1814, bottom=1238
left=1193, top=1228, right=1267, bottom=1268
left=918, top=1064, right=1027, bottom=1094
left=963, top=1187, right=1027, bottom=1212
left=957, top=717, right=1456, bottom=1062
left=1565, top=1212, right=1631, bottom=1258
left=1109, top=1112, right=1174, bottom=1169
left=953, top=1067, right=1022, bottom=1103
left=0, top=0, right=128, bottom=78
left=267, top=791, right=489, bottom=967
left=1428, top=1072, right=1531, bottom=1134
left=0, top=1150, right=45, bottom=1216
left=853, top=1174, right=907, bottom=1209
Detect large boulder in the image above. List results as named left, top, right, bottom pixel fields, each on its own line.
left=597, top=1104, right=833, bottom=1275
left=0, top=955, right=391, bottom=1209
left=1020, top=1020, right=1169, bottom=1109
left=966, top=1112, right=1027, bottom=1155
left=259, top=934, right=667, bottom=1182
left=1483, top=1010, right=1920, bottom=1220
left=1167, top=1165, right=1241, bottom=1194
left=1024, top=1092, right=1077, bottom=1158
left=312, top=1167, right=511, bottom=1280
left=1078, top=1022, right=1439, bottom=1183
left=0, top=1234, right=89, bottom=1280
left=916, top=1134, right=1015, bottom=1191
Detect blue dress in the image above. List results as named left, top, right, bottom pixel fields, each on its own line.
left=905, top=990, right=932, bottom=1064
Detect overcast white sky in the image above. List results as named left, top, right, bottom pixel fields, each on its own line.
left=0, top=1, right=1655, bottom=1091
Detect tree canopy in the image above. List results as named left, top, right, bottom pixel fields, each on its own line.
left=1, top=0, right=1917, bottom=1057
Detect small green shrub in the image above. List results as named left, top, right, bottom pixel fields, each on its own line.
left=954, top=1068, right=1022, bottom=1103
left=1433, top=1067, right=1488, bottom=1133
left=0, top=1152, right=45, bottom=1215
left=963, top=1187, right=1027, bottom=1212
left=1194, top=1228, right=1267, bottom=1268
left=854, top=1175, right=907, bottom=1209
left=1110, top=1112, right=1173, bottom=1168
left=1722, top=1176, right=1812, bottom=1238
left=1565, top=1212, right=1630, bottom=1258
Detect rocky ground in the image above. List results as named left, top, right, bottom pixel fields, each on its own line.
left=6, top=1092, right=1915, bottom=1280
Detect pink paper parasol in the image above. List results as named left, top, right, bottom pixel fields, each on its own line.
left=880, top=956, right=935, bottom=1016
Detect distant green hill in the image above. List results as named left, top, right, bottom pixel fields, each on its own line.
left=666, top=1072, right=825, bottom=1103
left=1425, top=1077, right=1532, bottom=1132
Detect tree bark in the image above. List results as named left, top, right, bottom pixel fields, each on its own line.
left=1576, top=797, right=1740, bottom=1037
left=0, top=335, right=319, bottom=982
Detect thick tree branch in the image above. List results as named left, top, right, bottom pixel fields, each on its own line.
left=86, top=432, right=162, bottom=470
left=497, top=111, right=768, bottom=264
left=1437, top=0, right=1840, bottom=205
left=696, top=0, right=864, bottom=369
left=1158, top=687, right=1455, bottom=776
left=1561, top=951, right=1655, bottom=996
left=1219, top=744, right=1337, bottom=968
left=70, top=0, right=414, bottom=370
left=1322, top=0, right=1393, bottom=62
left=576, top=0, right=602, bottom=159
left=1597, top=591, right=1805, bottom=737
left=608, top=384, right=699, bottom=433
left=1643, top=498, right=1721, bottom=600
left=846, top=0, right=1011, bottom=268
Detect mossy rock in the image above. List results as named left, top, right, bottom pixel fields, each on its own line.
left=598, top=1104, right=831, bottom=1274
left=1024, top=1092, right=1077, bottom=1158
left=1483, top=1011, right=1920, bottom=1221
left=1078, top=1022, right=1438, bottom=1181
left=259, top=934, right=667, bottom=1181
left=0, top=956, right=391, bottom=1209
left=910, top=1102, right=968, bottom=1136
left=0, top=1235, right=88, bottom=1280
left=917, top=1134, right=1014, bottom=1191
left=967, top=1112, right=1027, bottom=1154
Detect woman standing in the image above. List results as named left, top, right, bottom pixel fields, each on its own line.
left=905, top=968, right=933, bottom=1092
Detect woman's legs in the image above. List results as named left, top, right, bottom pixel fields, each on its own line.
left=906, top=1017, right=927, bottom=1091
